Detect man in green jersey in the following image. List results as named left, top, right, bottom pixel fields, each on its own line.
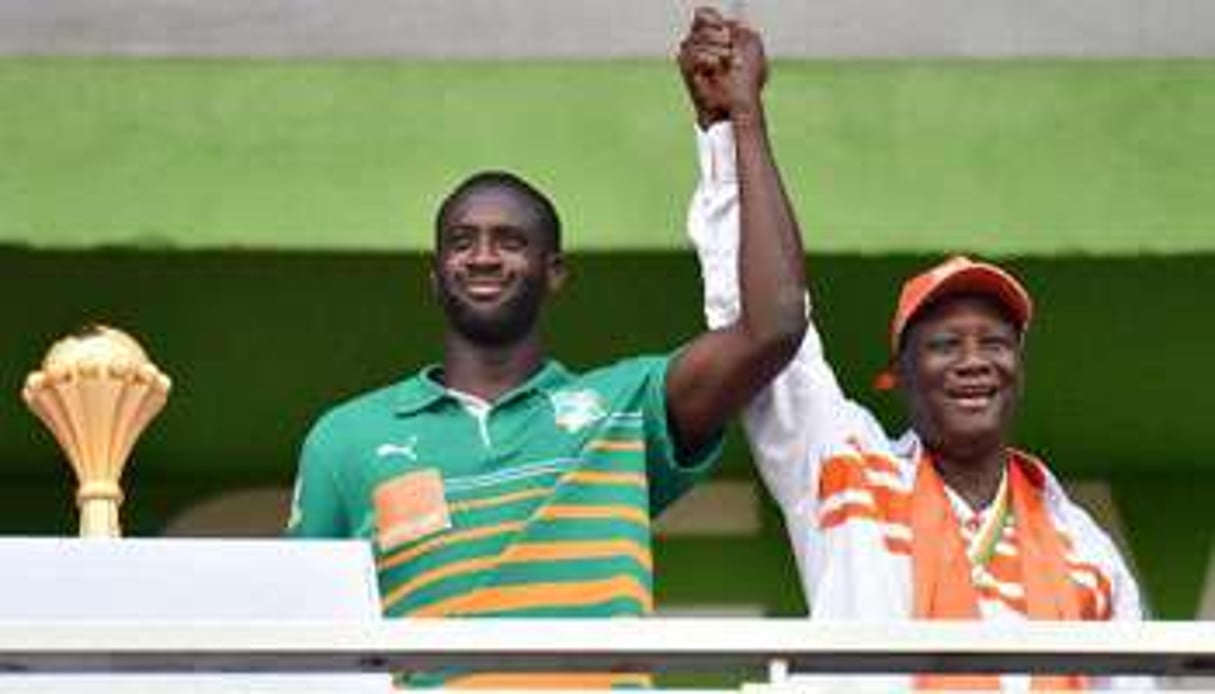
left=288, top=11, right=802, bottom=688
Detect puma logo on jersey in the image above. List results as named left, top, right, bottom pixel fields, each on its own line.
left=376, top=436, right=419, bottom=460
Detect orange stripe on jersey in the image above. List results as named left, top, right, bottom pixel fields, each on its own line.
left=503, top=539, right=653, bottom=570
left=819, top=456, right=911, bottom=525
left=819, top=489, right=911, bottom=530
left=1069, top=562, right=1114, bottom=620
left=450, top=487, right=552, bottom=514
left=1090, top=566, right=1113, bottom=619
left=983, top=551, right=1021, bottom=584
left=825, top=484, right=911, bottom=518
left=818, top=463, right=906, bottom=499
left=839, top=437, right=905, bottom=473
left=445, top=672, right=652, bottom=689
left=884, top=536, right=912, bottom=555
left=564, top=470, right=647, bottom=487
left=820, top=502, right=886, bottom=530
left=819, top=456, right=869, bottom=498
left=982, top=549, right=1090, bottom=590
left=916, top=532, right=1114, bottom=623
left=832, top=446, right=902, bottom=476
left=382, top=539, right=653, bottom=610
left=982, top=548, right=1113, bottom=621
left=860, top=451, right=902, bottom=475
left=976, top=569, right=1108, bottom=622
left=382, top=555, right=497, bottom=610
left=1069, top=559, right=1108, bottom=584
left=584, top=439, right=645, bottom=452
left=377, top=522, right=524, bottom=572
left=407, top=575, right=652, bottom=617
left=976, top=584, right=1028, bottom=615
left=538, top=504, right=650, bottom=526
left=1076, top=584, right=1110, bottom=621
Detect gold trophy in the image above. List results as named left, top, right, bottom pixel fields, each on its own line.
left=22, top=325, right=171, bottom=538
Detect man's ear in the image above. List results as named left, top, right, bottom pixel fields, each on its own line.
left=1014, top=333, right=1028, bottom=397
left=894, top=348, right=914, bottom=394
left=546, top=253, right=567, bottom=294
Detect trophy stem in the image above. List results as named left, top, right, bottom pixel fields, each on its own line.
left=77, top=481, right=124, bottom=538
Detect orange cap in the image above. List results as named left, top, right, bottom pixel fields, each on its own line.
left=874, top=255, right=1033, bottom=390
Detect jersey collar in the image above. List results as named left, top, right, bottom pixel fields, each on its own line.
left=394, top=360, right=572, bottom=416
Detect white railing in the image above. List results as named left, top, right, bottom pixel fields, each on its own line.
left=0, top=619, right=1210, bottom=680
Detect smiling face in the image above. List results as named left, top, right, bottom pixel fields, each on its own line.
left=898, top=293, right=1024, bottom=459
left=432, top=184, right=564, bottom=346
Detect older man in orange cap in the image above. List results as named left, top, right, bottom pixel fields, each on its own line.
left=679, top=8, right=1145, bottom=691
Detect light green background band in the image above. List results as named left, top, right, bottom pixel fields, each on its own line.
left=3, top=58, right=1214, bottom=253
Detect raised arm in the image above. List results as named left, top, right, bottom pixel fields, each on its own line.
left=664, top=10, right=808, bottom=459
left=681, top=10, right=865, bottom=524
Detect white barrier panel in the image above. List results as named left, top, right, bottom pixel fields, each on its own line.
left=0, top=537, right=382, bottom=620
left=0, top=537, right=390, bottom=692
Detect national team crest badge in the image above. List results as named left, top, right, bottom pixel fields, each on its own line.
left=550, top=389, right=607, bottom=433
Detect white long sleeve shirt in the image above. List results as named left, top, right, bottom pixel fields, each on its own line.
left=688, top=122, right=1147, bottom=690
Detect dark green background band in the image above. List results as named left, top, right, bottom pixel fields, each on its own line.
left=1, top=248, right=1210, bottom=620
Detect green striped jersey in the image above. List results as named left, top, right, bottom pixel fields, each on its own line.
left=288, top=357, right=720, bottom=687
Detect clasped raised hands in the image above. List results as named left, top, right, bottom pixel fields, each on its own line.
left=677, top=6, right=769, bottom=129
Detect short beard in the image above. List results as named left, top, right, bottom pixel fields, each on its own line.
left=437, top=274, right=546, bottom=347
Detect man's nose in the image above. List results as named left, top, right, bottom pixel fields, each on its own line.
left=467, top=237, right=501, bottom=266
left=954, top=338, right=994, bottom=373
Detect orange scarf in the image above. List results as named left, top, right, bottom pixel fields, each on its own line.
left=910, top=451, right=1086, bottom=691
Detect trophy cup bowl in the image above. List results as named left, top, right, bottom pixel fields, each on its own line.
left=21, top=325, right=171, bottom=538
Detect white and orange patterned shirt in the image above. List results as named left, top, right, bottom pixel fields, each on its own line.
left=688, top=122, right=1146, bottom=690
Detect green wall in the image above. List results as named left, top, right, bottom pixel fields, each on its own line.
left=2, top=58, right=1215, bottom=253
left=2, top=54, right=1211, bottom=626
left=1, top=248, right=1211, bottom=618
